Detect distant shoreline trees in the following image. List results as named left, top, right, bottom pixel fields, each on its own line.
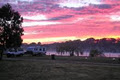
left=56, top=40, right=84, bottom=56
left=0, top=4, right=24, bottom=60
left=54, top=38, right=120, bottom=56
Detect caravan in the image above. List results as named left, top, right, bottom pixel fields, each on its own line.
left=26, top=46, right=46, bottom=56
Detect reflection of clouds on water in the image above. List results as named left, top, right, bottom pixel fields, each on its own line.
left=104, top=53, right=120, bottom=58
left=46, top=51, right=120, bottom=58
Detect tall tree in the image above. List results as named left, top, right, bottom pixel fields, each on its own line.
left=0, top=4, right=24, bottom=60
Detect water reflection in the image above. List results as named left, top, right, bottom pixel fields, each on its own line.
left=46, top=51, right=120, bottom=58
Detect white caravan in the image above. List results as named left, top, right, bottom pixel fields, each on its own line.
left=26, top=46, right=46, bottom=56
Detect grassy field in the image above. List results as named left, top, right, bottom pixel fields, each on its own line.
left=0, top=56, right=120, bottom=80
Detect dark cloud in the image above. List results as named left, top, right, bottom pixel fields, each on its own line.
left=93, top=4, right=112, bottom=9
left=48, top=15, right=73, bottom=21
left=0, top=0, right=61, bottom=13
left=113, top=26, right=120, bottom=31
left=75, top=10, right=101, bottom=15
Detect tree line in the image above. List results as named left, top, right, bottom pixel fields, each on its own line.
left=51, top=38, right=120, bottom=56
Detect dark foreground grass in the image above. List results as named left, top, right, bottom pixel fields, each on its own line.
left=0, top=57, right=120, bottom=80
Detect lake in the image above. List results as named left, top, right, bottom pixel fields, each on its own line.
left=46, top=51, right=120, bottom=58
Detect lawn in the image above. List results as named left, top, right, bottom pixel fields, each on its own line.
left=0, top=56, right=120, bottom=80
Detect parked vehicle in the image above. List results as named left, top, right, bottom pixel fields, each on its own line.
left=26, top=46, right=46, bottom=56
left=4, top=48, right=25, bottom=58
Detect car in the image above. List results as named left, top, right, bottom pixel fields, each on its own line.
left=5, top=48, right=25, bottom=58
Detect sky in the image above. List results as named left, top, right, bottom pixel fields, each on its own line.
left=0, top=0, right=120, bottom=44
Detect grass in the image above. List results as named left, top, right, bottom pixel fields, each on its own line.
left=0, top=56, right=120, bottom=80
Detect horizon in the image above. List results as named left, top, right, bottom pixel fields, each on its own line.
left=0, top=0, right=120, bottom=44
left=23, top=37, right=120, bottom=45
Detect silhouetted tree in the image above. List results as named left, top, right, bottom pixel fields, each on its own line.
left=89, top=49, right=102, bottom=57
left=37, top=42, right=41, bottom=45
left=56, top=40, right=84, bottom=56
left=29, top=42, right=37, bottom=46
left=0, top=4, right=24, bottom=60
left=56, top=43, right=65, bottom=56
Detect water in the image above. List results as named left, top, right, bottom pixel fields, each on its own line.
left=46, top=51, right=120, bottom=58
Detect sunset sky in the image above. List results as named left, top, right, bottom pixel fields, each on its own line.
left=0, top=0, right=120, bottom=44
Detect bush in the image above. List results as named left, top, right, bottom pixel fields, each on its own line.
left=89, top=49, right=100, bottom=57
